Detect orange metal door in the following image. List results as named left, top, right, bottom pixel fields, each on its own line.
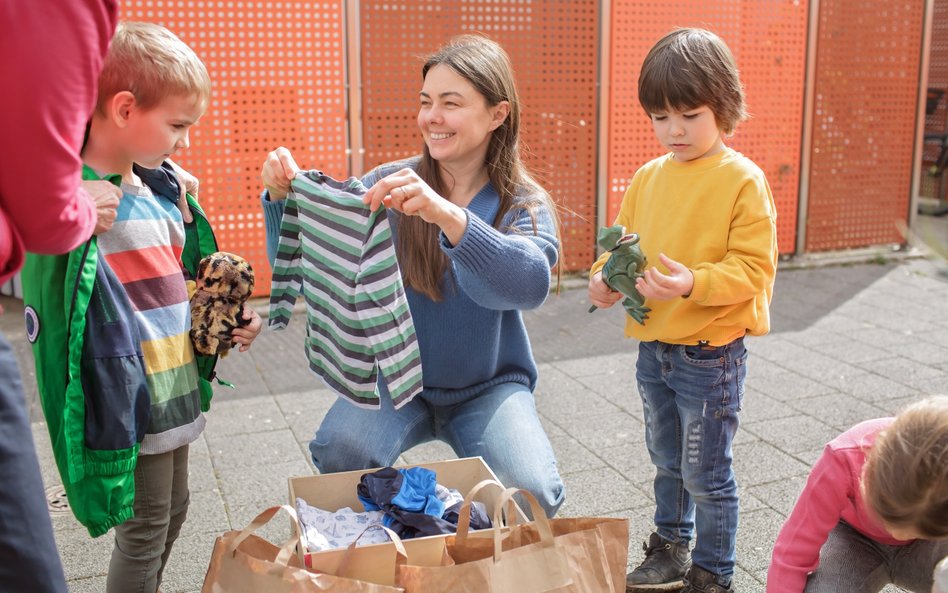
left=119, top=0, right=928, bottom=279
left=357, top=1, right=601, bottom=271
left=606, top=1, right=809, bottom=255
left=805, top=1, right=926, bottom=251
left=120, top=1, right=351, bottom=296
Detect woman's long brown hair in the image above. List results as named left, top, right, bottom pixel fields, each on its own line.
left=398, top=34, right=559, bottom=301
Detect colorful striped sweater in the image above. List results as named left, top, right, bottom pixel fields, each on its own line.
left=268, top=171, right=423, bottom=409
left=96, top=180, right=204, bottom=454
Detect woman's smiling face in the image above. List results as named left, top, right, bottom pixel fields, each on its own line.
left=417, top=64, right=506, bottom=169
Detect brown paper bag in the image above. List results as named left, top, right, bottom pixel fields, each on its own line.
left=486, top=512, right=629, bottom=592
left=398, top=484, right=619, bottom=593
left=201, top=505, right=406, bottom=593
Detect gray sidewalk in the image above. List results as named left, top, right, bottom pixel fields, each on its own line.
left=6, top=253, right=948, bottom=592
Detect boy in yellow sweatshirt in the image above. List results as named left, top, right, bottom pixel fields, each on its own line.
left=588, top=28, right=778, bottom=593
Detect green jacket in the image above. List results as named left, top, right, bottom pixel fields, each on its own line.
left=22, top=164, right=221, bottom=537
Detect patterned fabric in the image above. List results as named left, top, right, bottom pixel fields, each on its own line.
left=268, top=170, right=423, bottom=409
left=97, top=181, right=203, bottom=454
left=295, top=499, right=388, bottom=552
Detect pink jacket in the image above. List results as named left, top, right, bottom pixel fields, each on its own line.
left=767, top=418, right=911, bottom=591
left=0, top=0, right=117, bottom=284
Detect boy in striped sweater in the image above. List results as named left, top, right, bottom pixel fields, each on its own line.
left=80, top=22, right=261, bottom=593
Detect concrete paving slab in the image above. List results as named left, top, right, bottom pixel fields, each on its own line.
left=66, top=575, right=110, bottom=593
left=834, top=371, right=923, bottom=402
left=274, top=389, right=335, bottom=445
left=554, top=410, right=645, bottom=451
left=179, top=489, right=229, bottom=539
left=742, top=415, right=839, bottom=456
left=745, top=475, right=808, bottom=519
left=5, top=256, right=944, bottom=592
left=746, top=369, right=836, bottom=402
left=732, top=440, right=812, bottom=488
left=186, top=437, right=218, bottom=494
left=161, top=532, right=217, bottom=593
left=887, top=340, right=948, bottom=366
left=739, top=392, right=800, bottom=425
left=738, top=507, right=793, bottom=573
left=205, top=429, right=306, bottom=469
left=547, top=434, right=609, bottom=475
left=202, top=396, right=290, bottom=437
left=597, top=441, right=655, bottom=487
left=786, top=392, right=890, bottom=432
left=558, top=466, right=650, bottom=517
left=806, top=337, right=891, bottom=365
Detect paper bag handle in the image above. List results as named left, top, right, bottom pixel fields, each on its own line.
left=491, top=488, right=554, bottom=561
left=454, top=479, right=506, bottom=546
left=334, top=524, right=407, bottom=580
left=228, top=505, right=301, bottom=568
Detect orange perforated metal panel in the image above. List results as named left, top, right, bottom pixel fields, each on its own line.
left=358, top=1, right=600, bottom=271
left=921, top=0, right=948, bottom=200
left=805, top=1, right=925, bottom=251
left=607, top=2, right=807, bottom=255
left=120, top=1, right=350, bottom=296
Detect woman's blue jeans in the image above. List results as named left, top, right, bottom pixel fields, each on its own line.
left=636, top=338, right=747, bottom=580
left=309, top=381, right=565, bottom=518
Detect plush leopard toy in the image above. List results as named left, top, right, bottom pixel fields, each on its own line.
left=189, top=252, right=255, bottom=356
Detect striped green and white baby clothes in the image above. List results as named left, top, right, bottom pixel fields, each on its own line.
left=268, top=171, right=423, bottom=409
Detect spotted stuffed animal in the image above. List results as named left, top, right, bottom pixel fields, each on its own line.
left=189, top=252, right=255, bottom=356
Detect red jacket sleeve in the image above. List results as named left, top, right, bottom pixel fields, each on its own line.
left=0, top=0, right=118, bottom=284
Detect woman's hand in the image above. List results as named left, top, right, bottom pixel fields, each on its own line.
left=362, top=168, right=467, bottom=244
left=232, top=306, right=263, bottom=352
left=260, top=147, right=300, bottom=201
left=588, top=271, right=622, bottom=309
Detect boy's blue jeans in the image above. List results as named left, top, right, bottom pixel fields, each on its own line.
left=309, top=381, right=565, bottom=518
left=636, top=338, right=747, bottom=580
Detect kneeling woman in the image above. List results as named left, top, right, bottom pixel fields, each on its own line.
left=260, top=34, right=565, bottom=517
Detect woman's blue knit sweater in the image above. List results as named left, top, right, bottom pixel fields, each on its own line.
left=262, top=158, right=558, bottom=402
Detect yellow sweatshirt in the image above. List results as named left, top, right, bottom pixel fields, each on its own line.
left=591, top=148, right=778, bottom=346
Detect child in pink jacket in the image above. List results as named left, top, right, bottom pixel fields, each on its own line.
left=768, top=395, right=948, bottom=592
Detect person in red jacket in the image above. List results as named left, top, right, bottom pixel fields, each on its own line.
left=768, top=395, right=948, bottom=592
left=0, top=2, right=121, bottom=592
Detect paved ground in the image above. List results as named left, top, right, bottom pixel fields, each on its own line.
left=2, top=215, right=947, bottom=592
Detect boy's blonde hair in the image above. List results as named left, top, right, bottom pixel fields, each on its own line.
left=96, top=21, right=211, bottom=114
left=863, top=395, right=948, bottom=539
left=638, top=28, right=747, bottom=134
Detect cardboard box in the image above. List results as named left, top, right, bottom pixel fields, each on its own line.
left=288, top=456, right=520, bottom=586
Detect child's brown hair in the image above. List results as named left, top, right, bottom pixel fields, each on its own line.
left=863, top=395, right=948, bottom=539
left=96, top=21, right=211, bottom=114
left=638, top=28, right=747, bottom=134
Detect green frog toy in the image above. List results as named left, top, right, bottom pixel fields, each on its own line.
left=588, top=225, right=650, bottom=324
